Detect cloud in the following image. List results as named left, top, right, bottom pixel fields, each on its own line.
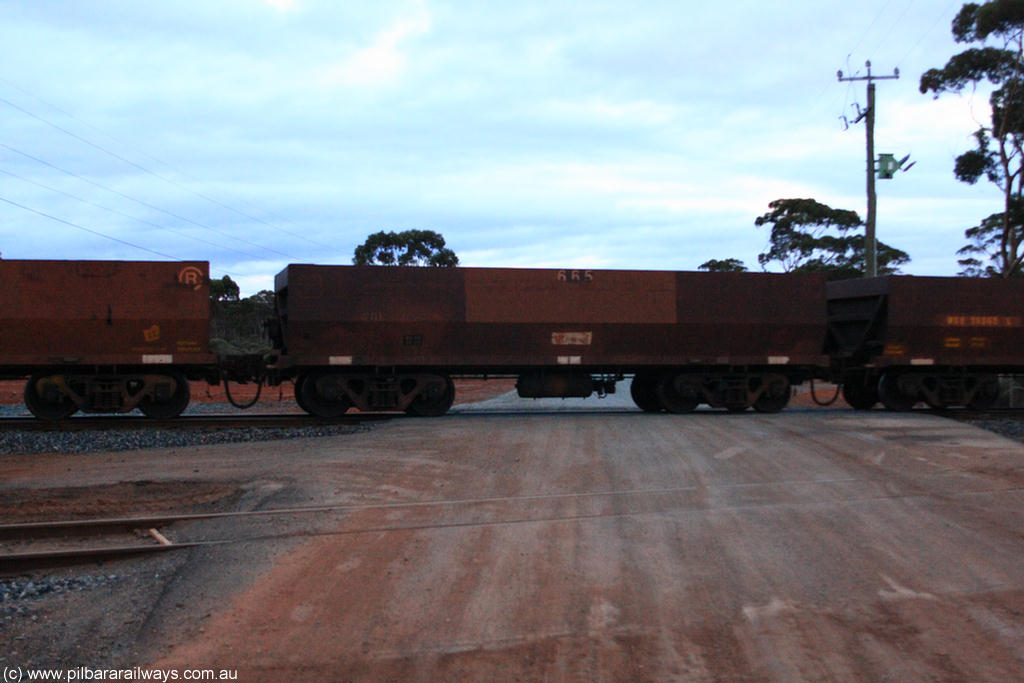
left=320, top=5, right=432, bottom=88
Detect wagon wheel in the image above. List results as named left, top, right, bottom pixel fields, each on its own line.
left=298, top=371, right=352, bottom=418
left=841, top=377, right=878, bottom=410
left=968, top=375, right=1000, bottom=410
left=656, top=373, right=699, bottom=414
left=405, top=374, right=455, bottom=417
left=919, top=376, right=948, bottom=410
left=630, top=373, right=663, bottom=413
left=24, top=374, right=78, bottom=421
left=139, top=372, right=191, bottom=419
left=752, top=375, right=790, bottom=413
left=877, top=372, right=915, bottom=412
left=293, top=374, right=313, bottom=413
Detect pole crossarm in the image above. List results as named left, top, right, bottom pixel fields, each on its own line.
left=837, top=60, right=900, bottom=85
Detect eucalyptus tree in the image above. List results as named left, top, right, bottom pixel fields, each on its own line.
left=697, top=258, right=748, bottom=272
left=920, top=0, right=1024, bottom=277
left=754, top=198, right=909, bottom=280
left=353, top=229, right=459, bottom=267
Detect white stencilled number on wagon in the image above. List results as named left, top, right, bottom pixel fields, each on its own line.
left=557, top=269, right=593, bottom=282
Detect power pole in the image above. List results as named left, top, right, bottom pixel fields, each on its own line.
left=838, top=61, right=899, bottom=278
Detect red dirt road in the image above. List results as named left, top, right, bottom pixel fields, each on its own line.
left=130, top=408, right=1024, bottom=682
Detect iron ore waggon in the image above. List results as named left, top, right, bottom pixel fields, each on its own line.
left=0, top=260, right=216, bottom=419
left=827, top=275, right=1024, bottom=410
left=269, top=264, right=829, bottom=416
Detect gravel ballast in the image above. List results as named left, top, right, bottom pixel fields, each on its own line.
left=0, top=403, right=375, bottom=454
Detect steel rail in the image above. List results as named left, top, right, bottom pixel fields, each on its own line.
left=1, top=542, right=214, bottom=574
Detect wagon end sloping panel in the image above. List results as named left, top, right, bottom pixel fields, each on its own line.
left=0, top=260, right=213, bottom=369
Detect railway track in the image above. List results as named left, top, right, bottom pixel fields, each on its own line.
left=0, top=504, right=354, bottom=575
left=4, top=468, right=1003, bottom=575
left=1, top=484, right=795, bottom=574
left=0, top=412, right=393, bottom=432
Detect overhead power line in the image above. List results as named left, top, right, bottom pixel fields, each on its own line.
left=0, top=143, right=294, bottom=258
left=0, top=194, right=182, bottom=260
left=0, top=87, right=333, bottom=251
left=0, top=168, right=261, bottom=260
left=895, top=1, right=963, bottom=69
left=864, top=0, right=917, bottom=60
left=847, top=0, right=896, bottom=60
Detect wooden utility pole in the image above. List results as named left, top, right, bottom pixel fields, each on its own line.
left=838, top=61, right=899, bottom=278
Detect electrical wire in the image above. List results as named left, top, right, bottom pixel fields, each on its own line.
left=864, top=0, right=917, bottom=61
left=0, top=194, right=182, bottom=260
left=0, top=90, right=333, bottom=251
left=0, top=142, right=292, bottom=258
left=0, top=168, right=261, bottom=259
left=846, top=0, right=896, bottom=61
left=894, top=1, right=962, bottom=70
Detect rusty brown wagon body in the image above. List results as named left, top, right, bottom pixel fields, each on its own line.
left=271, top=265, right=829, bottom=416
left=0, top=260, right=216, bottom=419
left=827, top=275, right=1024, bottom=410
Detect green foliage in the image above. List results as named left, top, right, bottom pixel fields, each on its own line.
left=353, top=229, right=459, bottom=267
left=697, top=258, right=748, bottom=272
left=210, top=289, right=274, bottom=355
left=754, top=198, right=909, bottom=280
left=920, top=0, right=1024, bottom=276
left=958, top=201, right=1024, bottom=276
left=209, top=275, right=240, bottom=302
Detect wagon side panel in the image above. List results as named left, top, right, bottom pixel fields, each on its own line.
left=0, top=260, right=213, bottom=370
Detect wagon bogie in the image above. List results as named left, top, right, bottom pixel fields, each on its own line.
left=872, top=370, right=1002, bottom=412
left=650, top=369, right=792, bottom=414
left=294, top=369, right=454, bottom=416
left=22, top=370, right=192, bottom=420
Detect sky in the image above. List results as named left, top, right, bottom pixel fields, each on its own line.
left=0, top=0, right=1001, bottom=294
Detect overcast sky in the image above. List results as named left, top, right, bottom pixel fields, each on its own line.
left=0, top=0, right=996, bottom=294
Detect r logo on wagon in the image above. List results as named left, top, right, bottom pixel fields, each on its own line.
left=177, top=265, right=204, bottom=290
